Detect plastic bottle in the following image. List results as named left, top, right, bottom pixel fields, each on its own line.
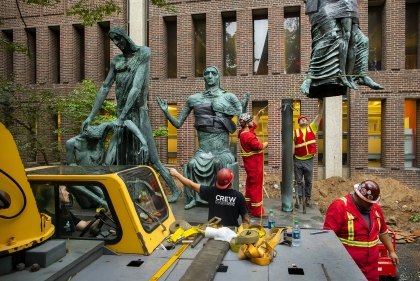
left=268, top=209, right=275, bottom=229
left=292, top=220, right=301, bottom=247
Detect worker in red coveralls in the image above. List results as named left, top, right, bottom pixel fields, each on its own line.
left=323, top=180, right=399, bottom=281
left=238, top=110, right=268, bottom=218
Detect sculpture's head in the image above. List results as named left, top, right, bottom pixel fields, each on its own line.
left=109, top=26, right=140, bottom=52
left=203, top=66, right=221, bottom=89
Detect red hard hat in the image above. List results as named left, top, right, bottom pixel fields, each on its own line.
left=298, top=115, right=307, bottom=123
left=354, top=180, right=381, bottom=204
left=216, top=168, right=234, bottom=190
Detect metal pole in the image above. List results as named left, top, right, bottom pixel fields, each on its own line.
left=281, top=99, right=293, bottom=212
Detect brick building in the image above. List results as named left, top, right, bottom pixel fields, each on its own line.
left=1, top=0, right=420, bottom=189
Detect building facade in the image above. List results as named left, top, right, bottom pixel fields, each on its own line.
left=1, top=0, right=420, bottom=189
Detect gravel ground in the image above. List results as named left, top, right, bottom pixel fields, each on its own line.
left=394, top=239, right=420, bottom=281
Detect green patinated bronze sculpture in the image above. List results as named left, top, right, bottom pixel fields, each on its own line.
left=301, top=0, right=384, bottom=98
left=157, top=66, right=249, bottom=209
left=78, top=26, right=181, bottom=203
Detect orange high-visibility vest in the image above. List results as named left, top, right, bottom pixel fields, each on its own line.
left=294, top=126, right=316, bottom=157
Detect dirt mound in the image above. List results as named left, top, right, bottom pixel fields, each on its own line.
left=164, top=172, right=420, bottom=231
left=312, top=175, right=420, bottom=230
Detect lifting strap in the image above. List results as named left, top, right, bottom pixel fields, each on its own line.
left=237, top=226, right=285, bottom=266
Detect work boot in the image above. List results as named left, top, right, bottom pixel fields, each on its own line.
left=306, top=197, right=312, bottom=207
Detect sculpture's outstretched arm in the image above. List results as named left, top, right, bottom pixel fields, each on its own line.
left=156, top=97, right=193, bottom=129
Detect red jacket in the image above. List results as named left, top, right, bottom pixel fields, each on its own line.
left=294, top=126, right=316, bottom=157
left=238, top=124, right=264, bottom=157
left=323, top=193, right=388, bottom=281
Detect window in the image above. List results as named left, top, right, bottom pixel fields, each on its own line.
left=26, top=28, right=36, bottom=84
left=223, top=14, right=237, bottom=76
left=253, top=101, right=268, bottom=164
left=292, top=100, right=301, bottom=131
left=368, top=6, right=382, bottom=71
left=253, top=11, right=268, bottom=75
left=1, top=30, right=13, bottom=77
left=73, top=24, right=85, bottom=81
left=166, top=17, right=177, bottom=78
left=99, top=22, right=110, bottom=79
left=30, top=182, right=117, bottom=239
left=342, top=97, right=348, bottom=166
left=167, top=104, right=178, bottom=164
left=368, top=100, right=382, bottom=167
left=194, top=16, right=206, bottom=77
left=405, top=3, right=418, bottom=69
left=49, top=26, right=60, bottom=84
left=404, top=100, right=417, bottom=167
left=284, top=9, right=300, bottom=74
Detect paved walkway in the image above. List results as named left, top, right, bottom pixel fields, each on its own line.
left=168, top=197, right=325, bottom=229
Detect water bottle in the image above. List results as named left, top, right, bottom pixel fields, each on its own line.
left=292, top=220, right=301, bottom=247
left=268, top=210, right=275, bottom=229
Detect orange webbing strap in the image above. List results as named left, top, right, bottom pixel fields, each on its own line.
left=238, top=228, right=285, bottom=266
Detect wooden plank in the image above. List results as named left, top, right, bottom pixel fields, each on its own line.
left=180, top=239, right=230, bottom=281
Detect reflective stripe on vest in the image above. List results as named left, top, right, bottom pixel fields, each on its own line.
left=239, top=131, right=263, bottom=157
left=375, top=210, right=381, bottom=231
left=347, top=212, right=355, bottom=241
left=294, top=126, right=316, bottom=148
left=339, top=237, right=379, bottom=248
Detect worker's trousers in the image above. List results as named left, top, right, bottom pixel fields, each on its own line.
left=294, top=157, right=314, bottom=198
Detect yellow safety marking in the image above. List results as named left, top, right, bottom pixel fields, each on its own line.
left=149, top=243, right=189, bottom=281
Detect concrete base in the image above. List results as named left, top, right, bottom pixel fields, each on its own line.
left=0, top=255, right=12, bottom=276
left=25, top=240, right=66, bottom=268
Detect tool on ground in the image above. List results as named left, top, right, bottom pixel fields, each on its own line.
left=288, top=264, right=304, bottom=275
left=191, top=233, right=204, bottom=248
left=149, top=243, right=189, bottom=281
left=310, top=230, right=329, bottom=235
left=197, top=216, right=222, bottom=230
left=263, top=185, right=270, bottom=199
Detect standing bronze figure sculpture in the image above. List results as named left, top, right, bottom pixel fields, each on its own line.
left=80, top=26, right=181, bottom=203
left=301, top=0, right=384, bottom=98
left=157, top=66, right=249, bottom=209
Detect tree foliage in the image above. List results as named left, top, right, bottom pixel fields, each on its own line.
left=0, top=76, right=60, bottom=164
left=53, top=79, right=117, bottom=135
left=65, top=0, right=122, bottom=27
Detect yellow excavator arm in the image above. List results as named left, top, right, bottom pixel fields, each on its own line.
left=0, top=123, right=55, bottom=255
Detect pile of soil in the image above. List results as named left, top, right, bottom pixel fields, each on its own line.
left=165, top=172, right=420, bottom=231
left=254, top=173, right=420, bottom=231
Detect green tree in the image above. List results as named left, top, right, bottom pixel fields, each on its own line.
left=0, top=76, right=60, bottom=164
left=54, top=79, right=117, bottom=136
